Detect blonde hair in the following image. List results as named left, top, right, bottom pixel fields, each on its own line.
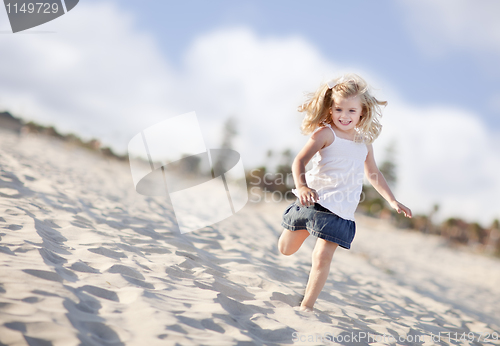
left=298, top=73, right=387, bottom=144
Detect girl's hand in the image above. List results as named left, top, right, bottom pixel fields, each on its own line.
left=297, top=186, right=318, bottom=207
left=390, top=200, right=412, bottom=218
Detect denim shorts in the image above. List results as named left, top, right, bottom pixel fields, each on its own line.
left=281, top=200, right=356, bottom=249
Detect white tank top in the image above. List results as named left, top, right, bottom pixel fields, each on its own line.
left=293, top=124, right=368, bottom=221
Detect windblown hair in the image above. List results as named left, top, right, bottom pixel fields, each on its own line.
left=298, top=73, right=387, bottom=144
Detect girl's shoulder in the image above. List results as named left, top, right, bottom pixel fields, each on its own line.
left=311, top=126, right=335, bottom=149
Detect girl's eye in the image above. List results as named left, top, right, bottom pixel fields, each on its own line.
left=335, top=109, right=341, bottom=112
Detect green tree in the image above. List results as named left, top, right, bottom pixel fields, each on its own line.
left=220, top=116, right=237, bottom=150
left=213, top=116, right=238, bottom=175
left=379, top=141, right=397, bottom=188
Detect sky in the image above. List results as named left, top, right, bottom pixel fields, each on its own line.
left=1, top=0, right=499, bottom=225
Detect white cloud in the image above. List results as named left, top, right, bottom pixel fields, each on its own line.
left=396, top=0, right=500, bottom=60
left=176, top=28, right=337, bottom=166
left=0, top=2, right=177, bottom=143
left=0, top=1, right=498, bottom=225
left=378, top=101, right=500, bottom=225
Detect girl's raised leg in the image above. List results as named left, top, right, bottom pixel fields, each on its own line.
left=300, top=238, right=338, bottom=311
left=278, top=229, right=309, bottom=256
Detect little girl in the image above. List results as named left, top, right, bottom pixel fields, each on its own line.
left=279, top=73, right=411, bottom=312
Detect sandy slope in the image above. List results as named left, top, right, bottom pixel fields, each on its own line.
left=0, top=130, right=499, bottom=346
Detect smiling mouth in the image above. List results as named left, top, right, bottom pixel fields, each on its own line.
left=339, top=120, right=352, bottom=125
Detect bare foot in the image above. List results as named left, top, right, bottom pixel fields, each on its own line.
left=299, top=305, right=314, bottom=312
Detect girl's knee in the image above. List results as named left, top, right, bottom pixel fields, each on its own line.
left=311, top=251, right=332, bottom=268
left=311, top=241, right=338, bottom=267
left=278, top=236, right=296, bottom=256
left=279, top=246, right=295, bottom=256
left=278, top=229, right=307, bottom=256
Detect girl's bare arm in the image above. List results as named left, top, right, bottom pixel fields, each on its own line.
left=292, top=128, right=332, bottom=206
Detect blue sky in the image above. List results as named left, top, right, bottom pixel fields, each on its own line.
left=116, top=0, right=500, bottom=128
left=1, top=0, right=499, bottom=224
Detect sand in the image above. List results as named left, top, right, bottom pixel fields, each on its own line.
left=0, top=130, right=499, bottom=346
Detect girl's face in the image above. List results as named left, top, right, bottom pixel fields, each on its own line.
left=330, top=95, right=363, bottom=134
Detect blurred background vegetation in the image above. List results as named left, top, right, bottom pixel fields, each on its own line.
left=3, top=110, right=499, bottom=258
left=245, top=132, right=500, bottom=258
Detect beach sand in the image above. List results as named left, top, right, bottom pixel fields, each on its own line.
left=1, top=130, right=499, bottom=345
